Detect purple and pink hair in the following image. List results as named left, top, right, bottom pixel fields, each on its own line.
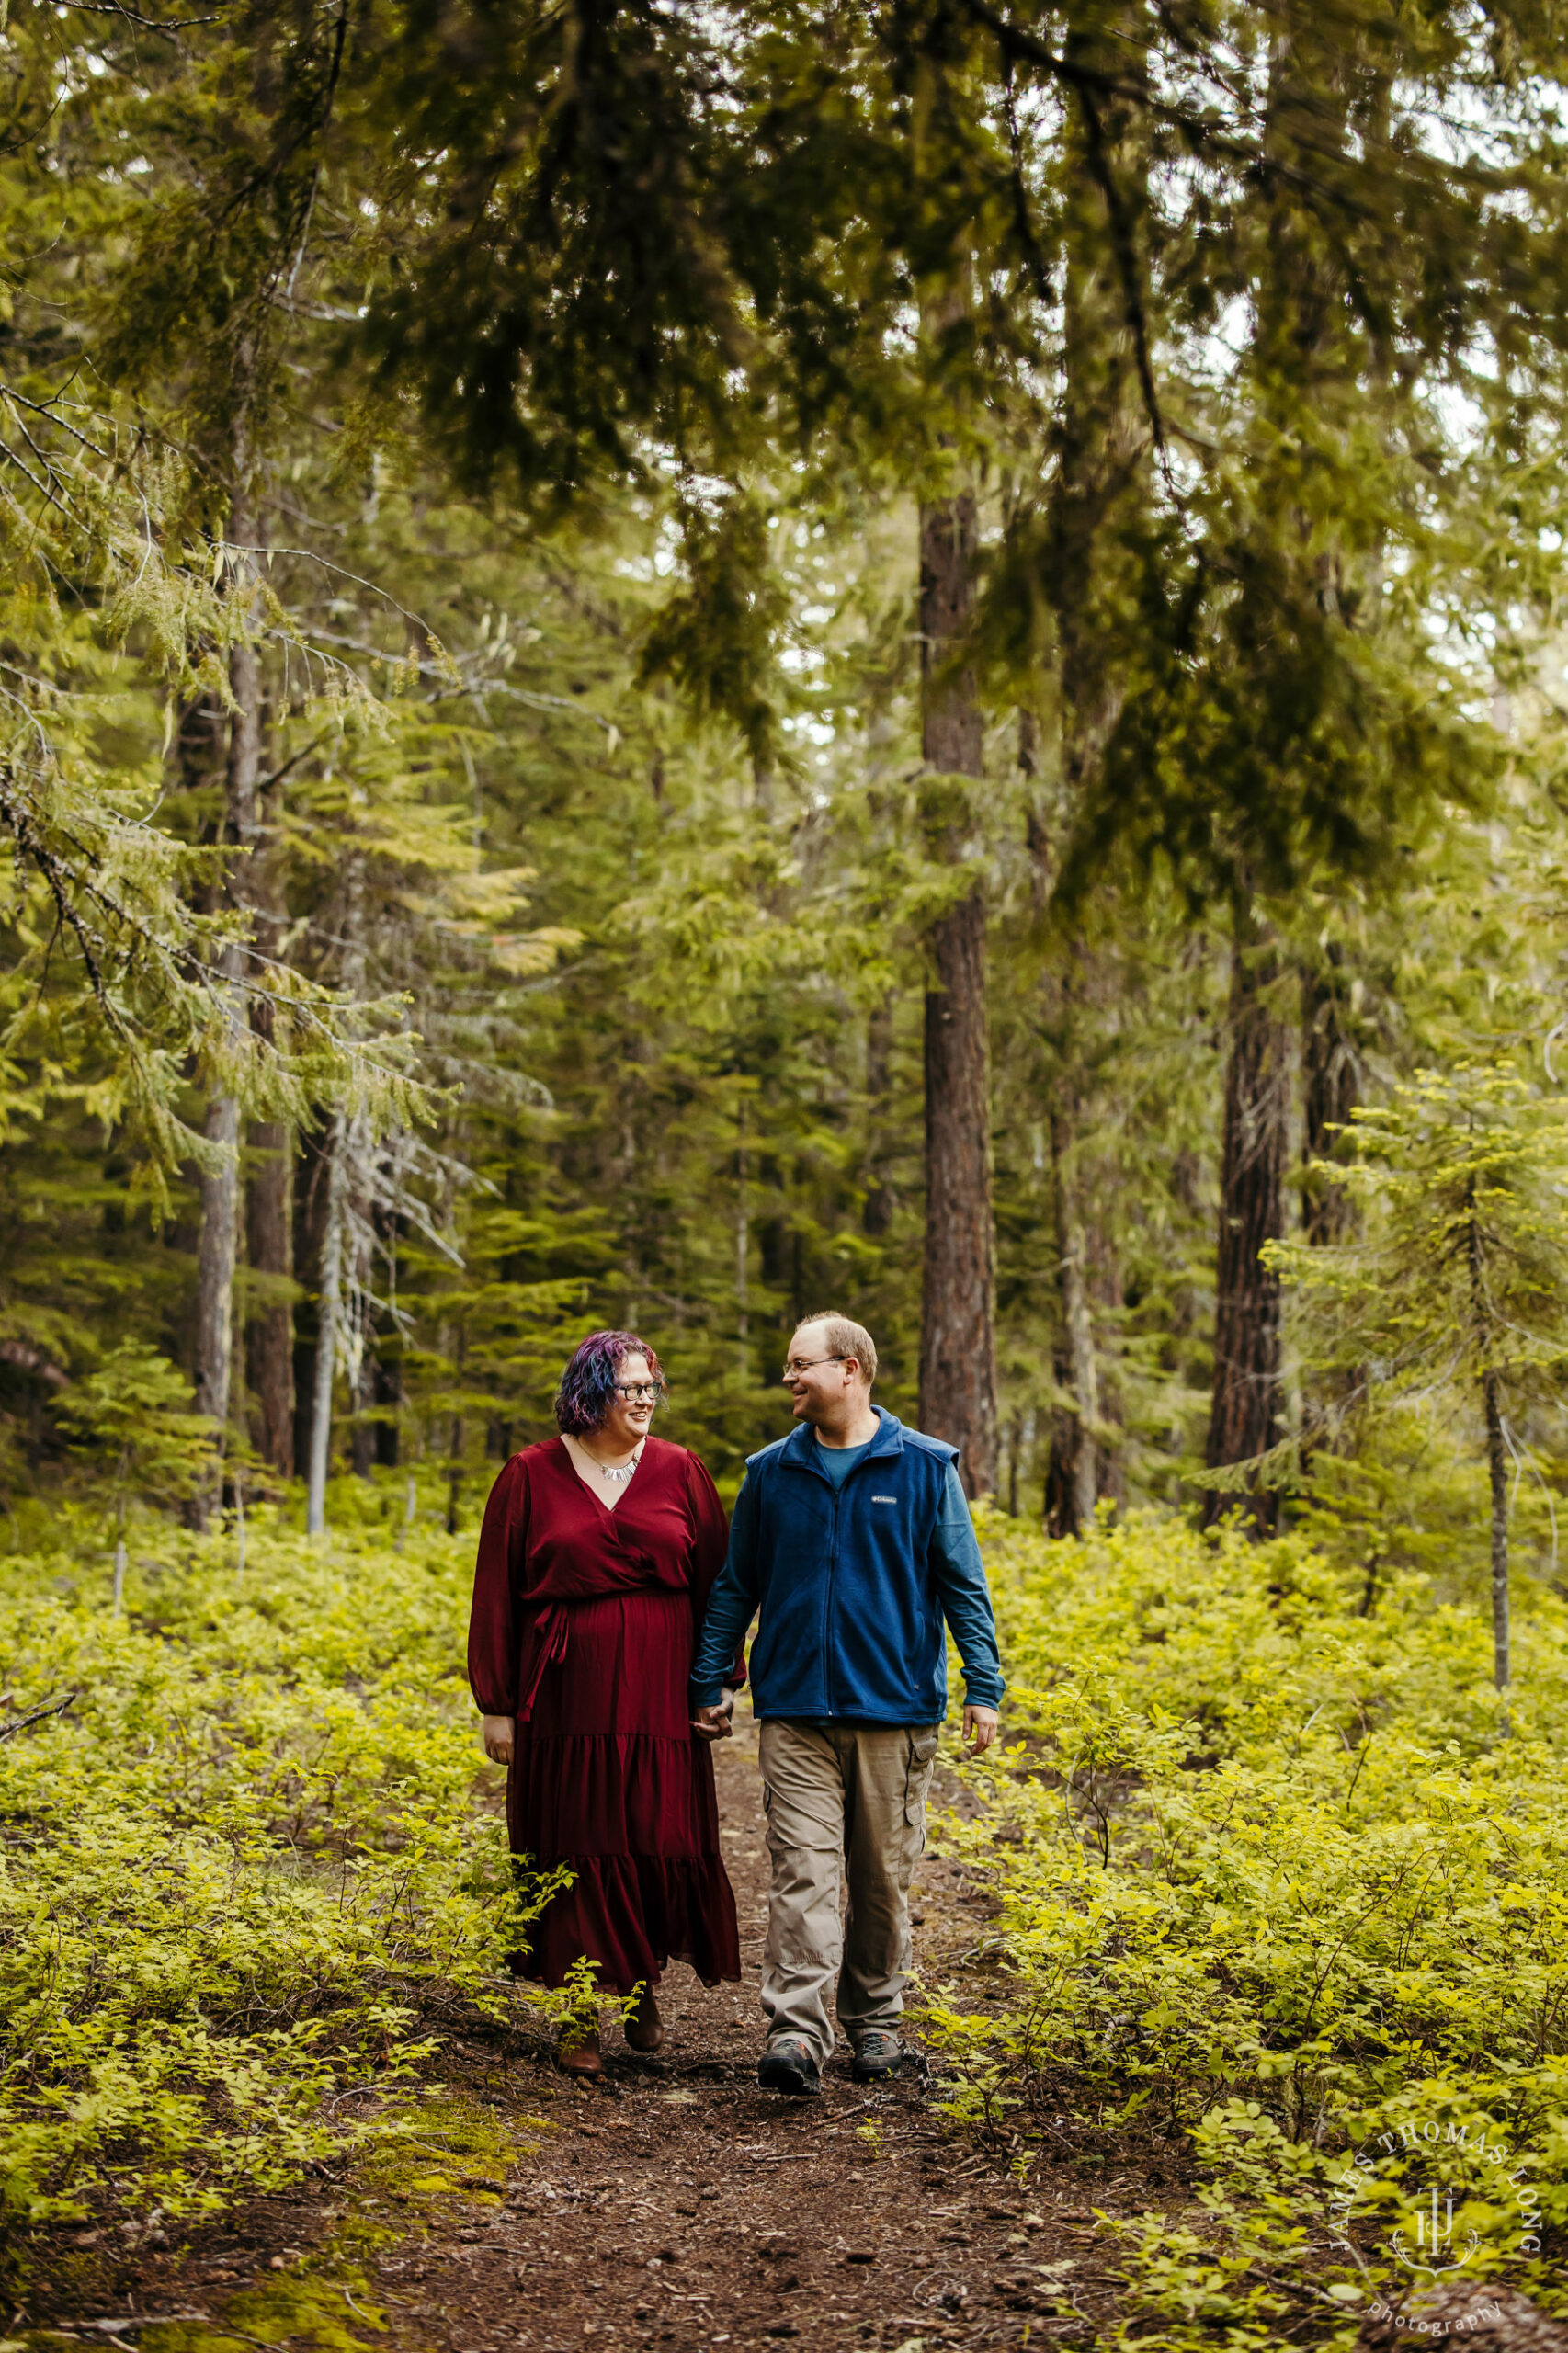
left=553, top=1330, right=667, bottom=1436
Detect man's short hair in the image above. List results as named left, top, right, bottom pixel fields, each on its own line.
left=796, top=1312, right=878, bottom=1388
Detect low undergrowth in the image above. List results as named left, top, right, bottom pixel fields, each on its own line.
left=926, top=1509, right=1568, bottom=2347
left=0, top=1514, right=553, bottom=2273
left=133, top=2085, right=537, bottom=2353
left=14, top=1487, right=1568, bottom=2348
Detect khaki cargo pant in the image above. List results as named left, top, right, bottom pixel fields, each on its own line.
left=757, top=1718, right=939, bottom=2069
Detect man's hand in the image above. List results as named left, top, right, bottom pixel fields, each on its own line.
left=482, top=1713, right=515, bottom=1766
left=691, top=1689, right=735, bottom=1744
left=962, top=1705, right=999, bottom=1753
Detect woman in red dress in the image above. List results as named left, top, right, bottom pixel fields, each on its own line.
left=467, top=1330, right=742, bottom=2076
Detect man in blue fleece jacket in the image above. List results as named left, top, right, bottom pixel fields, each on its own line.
left=690, top=1313, right=1004, bottom=2097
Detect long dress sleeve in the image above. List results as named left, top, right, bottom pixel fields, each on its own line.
left=684, top=1450, right=746, bottom=1688
left=468, top=1453, right=530, bottom=1715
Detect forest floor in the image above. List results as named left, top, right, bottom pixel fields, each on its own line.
left=20, top=1711, right=1156, bottom=2353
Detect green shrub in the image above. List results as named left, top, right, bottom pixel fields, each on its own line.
left=0, top=1518, right=552, bottom=2258
left=926, top=1507, right=1568, bottom=2342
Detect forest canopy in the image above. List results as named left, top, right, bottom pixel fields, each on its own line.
left=1, top=0, right=1567, bottom=1654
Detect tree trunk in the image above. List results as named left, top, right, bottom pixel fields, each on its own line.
left=308, top=854, right=369, bottom=1517
left=194, top=1092, right=241, bottom=1441
left=1300, top=949, right=1364, bottom=1474
left=446, top=1326, right=467, bottom=1535
left=1035, top=0, right=1149, bottom=1525
left=352, top=1201, right=403, bottom=1474
left=1483, top=1369, right=1510, bottom=1700
left=1203, top=904, right=1290, bottom=1530
left=351, top=1350, right=378, bottom=1479
left=373, top=1347, right=402, bottom=1468
left=1090, top=1211, right=1127, bottom=1508
left=176, top=699, right=227, bottom=1494
left=917, top=487, right=998, bottom=1496
left=1301, top=951, right=1361, bottom=1247
left=291, top=1120, right=331, bottom=1481
left=306, top=1118, right=343, bottom=1538
left=1048, top=1109, right=1099, bottom=1535
left=193, top=450, right=262, bottom=1517
left=1051, top=10, right=1147, bottom=808
left=1469, top=1176, right=1511, bottom=1709
left=246, top=1120, right=293, bottom=1479
left=245, top=767, right=293, bottom=1476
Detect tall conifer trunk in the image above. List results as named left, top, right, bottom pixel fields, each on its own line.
left=194, top=1088, right=241, bottom=1473
left=1270, top=14, right=1363, bottom=1270
left=306, top=1117, right=343, bottom=1538
left=193, top=438, right=261, bottom=1512
left=291, top=1120, right=331, bottom=1479
left=245, top=773, right=293, bottom=1476
left=1203, top=906, right=1289, bottom=1528
left=1051, top=1107, right=1100, bottom=1532
left=1039, top=0, right=1148, bottom=1526
left=1463, top=1183, right=1511, bottom=1706
left=917, top=488, right=998, bottom=1497
left=305, top=852, right=368, bottom=1529
left=1204, top=9, right=1354, bottom=1520
left=1302, top=952, right=1360, bottom=1248
left=1483, top=1365, right=1510, bottom=1701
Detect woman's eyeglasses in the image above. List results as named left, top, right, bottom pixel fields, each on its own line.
left=613, top=1382, right=661, bottom=1404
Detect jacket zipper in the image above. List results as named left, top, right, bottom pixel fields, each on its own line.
left=824, top=1475, right=839, bottom=1717
left=812, top=1424, right=886, bottom=1718
left=825, top=1437, right=882, bottom=1718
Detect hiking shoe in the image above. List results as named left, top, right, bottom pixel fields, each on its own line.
left=757, top=2036, right=822, bottom=2097
left=851, top=2030, right=903, bottom=2082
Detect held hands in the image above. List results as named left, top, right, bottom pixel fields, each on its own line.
left=482, top=1713, right=515, bottom=1766
left=963, top=1705, right=999, bottom=1753
left=691, top=1689, right=735, bottom=1744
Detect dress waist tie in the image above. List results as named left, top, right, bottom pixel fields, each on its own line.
left=517, top=1602, right=569, bottom=1725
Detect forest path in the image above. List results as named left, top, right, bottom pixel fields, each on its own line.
left=28, top=1716, right=1126, bottom=2353
left=366, top=1716, right=1117, bottom=2353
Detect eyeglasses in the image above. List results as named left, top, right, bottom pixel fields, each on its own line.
left=780, top=1355, right=846, bottom=1382
left=613, top=1382, right=661, bottom=1404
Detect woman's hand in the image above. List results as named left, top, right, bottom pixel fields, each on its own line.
left=482, top=1713, right=516, bottom=1765
left=691, top=1689, right=735, bottom=1743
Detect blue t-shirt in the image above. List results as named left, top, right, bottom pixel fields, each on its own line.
left=813, top=1436, right=873, bottom=1486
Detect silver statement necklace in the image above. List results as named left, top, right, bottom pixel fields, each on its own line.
left=597, top=1449, right=642, bottom=1487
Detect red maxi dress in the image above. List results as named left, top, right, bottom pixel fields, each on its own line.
left=467, top=1435, right=743, bottom=1994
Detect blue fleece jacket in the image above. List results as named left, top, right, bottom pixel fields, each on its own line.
left=690, top=1407, right=1005, bottom=1726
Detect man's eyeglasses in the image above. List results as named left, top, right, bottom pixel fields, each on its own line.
left=780, top=1355, right=846, bottom=1382
left=613, top=1382, right=661, bottom=1404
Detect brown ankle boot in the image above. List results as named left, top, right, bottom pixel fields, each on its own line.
left=624, top=1986, right=665, bottom=2053
left=558, top=2025, right=603, bottom=2078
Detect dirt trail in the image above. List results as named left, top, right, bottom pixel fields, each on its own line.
left=30, top=1714, right=1120, bottom=2353
left=368, top=1717, right=1113, bottom=2353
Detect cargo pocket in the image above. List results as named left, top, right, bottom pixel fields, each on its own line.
left=903, top=1726, right=940, bottom=1840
